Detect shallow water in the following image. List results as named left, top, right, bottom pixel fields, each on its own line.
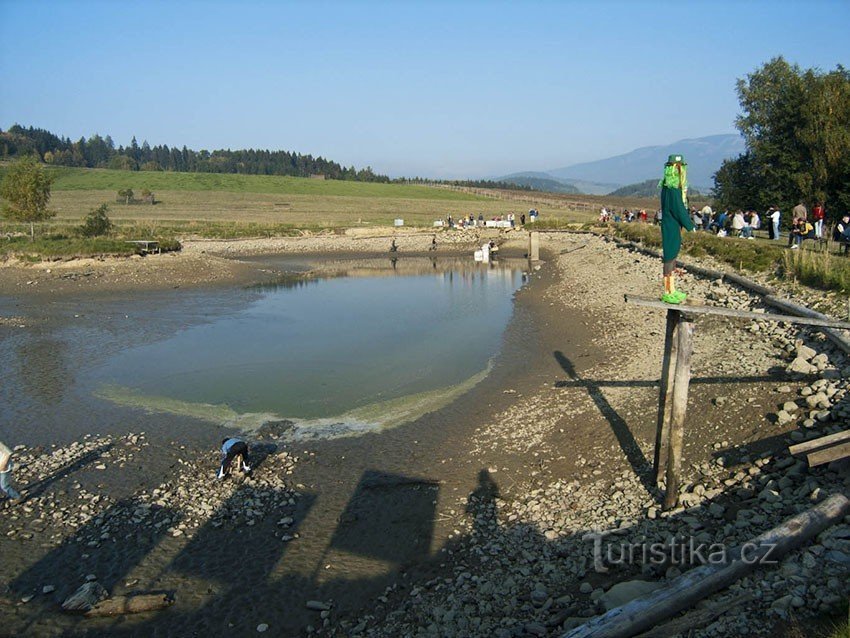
left=0, top=257, right=525, bottom=444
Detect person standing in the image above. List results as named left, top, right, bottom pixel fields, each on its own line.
left=218, top=437, right=252, bottom=480
left=793, top=201, right=808, bottom=222
left=770, top=207, right=782, bottom=240
left=812, top=202, right=825, bottom=239
left=0, top=440, right=22, bottom=502
left=658, top=154, right=694, bottom=304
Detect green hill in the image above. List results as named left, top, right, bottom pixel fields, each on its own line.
left=499, top=175, right=580, bottom=194
left=35, top=166, right=487, bottom=201
left=607, top=179, right=703, bottom=198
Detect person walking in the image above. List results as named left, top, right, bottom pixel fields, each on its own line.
left=658, top=154, right=694, bottom=304
left=0, top=440, right=22, bottom=502
left=217, top=437, right=252, bottom=480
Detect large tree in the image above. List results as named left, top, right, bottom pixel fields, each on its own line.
left=0, top=156, right=55, bottom=238
left=714, top=58, right=850, bottom=215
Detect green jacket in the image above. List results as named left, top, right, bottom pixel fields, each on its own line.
left=660, top=186, right=694, bottom=262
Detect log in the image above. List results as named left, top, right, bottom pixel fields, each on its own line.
left=84, top=593, right=174, bottom=617
left=635, top=592, right=755, bottom=638
left=561, top=493, right=850, bottom=638
left=764, top=295, right=850, bottom=354
left=653, top=310, right=679, bottom=484
left=789, top=429, right=850, bottom=456
left=722, top=272, right=775, bottom=296
left=663, top=314, right=694, bottom=510
left=807, top=441, right=850, bottom=467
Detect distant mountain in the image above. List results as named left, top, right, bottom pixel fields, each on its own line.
left=497, top=173, right=580, bottom=194
left=608, top=179, right=703, bottom=198
left=495, top=171, right=616, bottom=196
left=547, top=134, right=745, bottom=191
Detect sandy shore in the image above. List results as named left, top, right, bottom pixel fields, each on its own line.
left=0, top=228, right=503, bottom=297
left=1, top=231, right=849, bottom=637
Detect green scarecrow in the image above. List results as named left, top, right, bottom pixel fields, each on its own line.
left=659, top=154, right=694, bottom=303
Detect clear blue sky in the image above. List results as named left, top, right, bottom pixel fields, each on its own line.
left=1, top=0, right=848, bottom=178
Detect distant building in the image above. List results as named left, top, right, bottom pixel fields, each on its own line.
left=309, top=174, right=326, bottom=180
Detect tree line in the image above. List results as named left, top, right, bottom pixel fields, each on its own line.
left=714, top=57, right=850, bottom=216
left=0, top=124, right=390, bottom=182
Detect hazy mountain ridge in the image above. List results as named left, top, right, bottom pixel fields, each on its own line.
left=498, top=134, right=744, bottom=195
left=548, top=134, right=745, bottom=190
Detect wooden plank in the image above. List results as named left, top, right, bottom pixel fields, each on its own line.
left=653, top=310, right=679, bottom=484
left=561, top=493, right=850, bottom=638
left=663, top=314, right=694, bottom=511
left=807, top=441, right=850, bottom=467
left=789, top=429, right=850, bottom=456
left=625, top=294, right=850, bottom=330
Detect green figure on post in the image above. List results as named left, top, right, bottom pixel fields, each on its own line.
left=659, top=154, right=694, bottom=304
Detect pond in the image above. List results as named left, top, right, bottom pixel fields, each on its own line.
left=1, top=257, right=526, bottom=444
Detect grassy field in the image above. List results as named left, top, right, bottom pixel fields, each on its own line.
left=0, top=166, right=599, bottom=235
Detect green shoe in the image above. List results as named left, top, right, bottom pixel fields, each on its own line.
left=661, top=292, right=684, bottom=304
left=672, top=290, right=687, bottom=302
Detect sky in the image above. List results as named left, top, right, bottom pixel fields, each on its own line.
left=1, top=0, right=849, bottom=179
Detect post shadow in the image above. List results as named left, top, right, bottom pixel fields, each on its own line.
left=8, top=497, right=179, bottom=633
left=554, top=350, right=655, bottom=492
left=328, top=469, right=439, bottom=567
left=21, top=444, right=113, bottom=500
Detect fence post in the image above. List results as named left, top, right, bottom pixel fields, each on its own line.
left=663, top=313, right=695, bottom=510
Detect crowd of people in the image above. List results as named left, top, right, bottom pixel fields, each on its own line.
left=600, top=200, right=850, bottom=253
left=444, top=208, right=539, bottom=229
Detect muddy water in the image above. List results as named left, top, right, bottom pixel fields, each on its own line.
left=0, top=257, right=524, bottom=447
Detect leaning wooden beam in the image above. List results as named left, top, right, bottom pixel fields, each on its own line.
left=625, top=295, right=850, bottom=330
left=663, top=314, right=694, bottom=510
left=764, top=295, right=850, bottom=354
left=561, top=493, right=850, bottom=638
left=635, top=592, right=756, bottom=638
left=789, top=429, right=850, bottom=456
left=807, top=441, right=850, bottom=467
left=84, top=593, right=174, bottom=617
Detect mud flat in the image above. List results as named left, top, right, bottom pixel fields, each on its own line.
left=1, top=232, right=848, bottom=637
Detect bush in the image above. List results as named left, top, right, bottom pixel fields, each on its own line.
left=79, top=204, right=114, bottom=237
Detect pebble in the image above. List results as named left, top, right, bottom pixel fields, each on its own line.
left=257, top=623, right=269, bottom=632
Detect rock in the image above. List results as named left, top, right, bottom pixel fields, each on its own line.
left=775, top=410, right=794, bottom=426
left=599, top=580, right=662, bottom=611
left=782, top=401, right=799, bottom=413
left=61, top=582, right=108, bottom=612
left=713, top=397, right=727, bottom=407
left=20, top=595, right=34, bottom=603
left=579, top=582, right=593, bottom=594
left=788, top=358, right=814, bottom=375
left=257, top=624, right=269, bottom=633
left=796, top=345, right=817, bottom=361
left=306, top=600, right=331, bottom=611
left=524, top=622, right=547, bottom=636
left=42, top=585, right=55, bottom=594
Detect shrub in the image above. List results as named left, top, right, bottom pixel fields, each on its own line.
left=79, top=204, right=114, bottom=237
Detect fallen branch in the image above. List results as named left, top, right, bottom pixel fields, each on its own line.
left=561, top=492, right=850, bottom=638
left=84, top=593, right=174, bottom=617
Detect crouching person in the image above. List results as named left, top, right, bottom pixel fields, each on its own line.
left=217, top=437, right=252, bottom=480
left=0, top=440, right=22, bottom=502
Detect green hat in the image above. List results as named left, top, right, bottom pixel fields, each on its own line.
left=667, top=154, right=685, bottom=164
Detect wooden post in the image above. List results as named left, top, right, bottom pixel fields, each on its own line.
left=663, top=313, right=694, bottom=510
left=653, top=309, right=679, bottom=484
left=529, top=231, right=540, bottom=260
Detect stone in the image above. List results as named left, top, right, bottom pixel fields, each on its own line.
left=775, top=410, right=794, bottom=426
left=257, top=624, right=269, bottom=633
left=796, top=345, right=817, bottom=361
left=42, top=585, right=55, bottom=594
left=306, top=600, right=331, bottom=611
left=579, top=582, right=593, bottom=594
left=782, top=401, right=799, bottom=413
left=788, top=358, right=814, bottom=375
left=61, top=582, right=108, bottom=612
left=599, top=580, right=662, bottom=611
